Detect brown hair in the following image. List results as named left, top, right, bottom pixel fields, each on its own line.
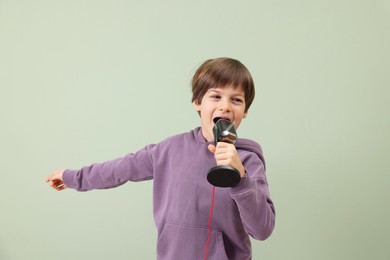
left=191, top=57, right=255, bottom=112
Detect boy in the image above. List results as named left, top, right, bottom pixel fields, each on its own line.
left=45, top=57, right=275, bottom=260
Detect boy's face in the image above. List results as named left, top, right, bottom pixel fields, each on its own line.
left=193, top=85, right=248, bottom=142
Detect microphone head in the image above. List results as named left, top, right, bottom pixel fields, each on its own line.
left=213, top=118, right=237, bottom=144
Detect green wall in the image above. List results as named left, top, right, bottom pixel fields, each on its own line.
left=1, top=0, right=389, bottom=259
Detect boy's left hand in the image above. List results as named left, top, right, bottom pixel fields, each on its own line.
left=208, top=142, right=246, bottom=177
left=45, top=169, right=68, bottom=191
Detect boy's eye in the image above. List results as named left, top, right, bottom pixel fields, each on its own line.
left=232, top=98, right=243, bottom=103
left=211, top=95, right=221, bottom=99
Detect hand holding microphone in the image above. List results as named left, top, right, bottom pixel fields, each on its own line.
left=208, top=142, right=245, bottom=174
left=207, top=119, right=244, bottom=187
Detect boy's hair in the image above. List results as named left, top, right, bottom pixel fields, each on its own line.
left=191, top=57, right=255, bottom=112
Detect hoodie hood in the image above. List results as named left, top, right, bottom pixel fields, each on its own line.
left=235, top=138, right=266, bottom=171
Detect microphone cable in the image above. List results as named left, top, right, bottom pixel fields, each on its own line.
left=204, top=185, right=216, bottom=260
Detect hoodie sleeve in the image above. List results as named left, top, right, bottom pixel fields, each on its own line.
left=62, top=144, right=155, bottom=191
left=230, top=140, right=276, bottom=240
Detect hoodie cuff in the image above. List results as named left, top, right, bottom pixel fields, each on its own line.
left=230, top=173, right=255, bottom=196
left=62, top=169, right=77, bottom=190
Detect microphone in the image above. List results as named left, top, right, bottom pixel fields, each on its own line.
left=207, top=118, right=241, bottom=187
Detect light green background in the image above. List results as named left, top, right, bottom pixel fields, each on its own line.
left=1, top=0, right=389, bottom=259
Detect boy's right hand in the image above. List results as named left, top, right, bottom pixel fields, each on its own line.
left=45, top=169, right=68, bottom=191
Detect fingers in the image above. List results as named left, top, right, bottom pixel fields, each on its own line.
left=208, top=144, right=216, bottom=153
left=48, top=179, right=68, bottom=191
left=211, top=143, right=236, bottom=165
left=209, top=143, right=246, bottom=177
left=208, top=142, right=231, bottom=154
left=45, top=169, right=67, bottom=191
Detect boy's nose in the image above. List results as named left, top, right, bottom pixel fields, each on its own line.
left=219, top=100, right=231, bottom=112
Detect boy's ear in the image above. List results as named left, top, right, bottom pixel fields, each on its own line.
left=243, top=110, right=248, bottom=118
left=193, top=100, right=201, bottom=112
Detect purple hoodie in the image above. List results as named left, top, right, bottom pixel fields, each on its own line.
left=63, top=127, right=275, bottom=260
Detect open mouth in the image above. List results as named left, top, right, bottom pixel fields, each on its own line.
left=213, top=117, right=231, bottom=124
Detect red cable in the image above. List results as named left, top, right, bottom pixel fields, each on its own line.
left=204, top=185, right=215, bottom=260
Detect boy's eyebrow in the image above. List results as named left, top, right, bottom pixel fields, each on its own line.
left=233, top=92, right=245, bottom=97
left=208, top=88, right=245, bottom=97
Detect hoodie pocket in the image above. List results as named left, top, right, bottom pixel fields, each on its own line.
left=157, top=221, right=229, bottom=260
